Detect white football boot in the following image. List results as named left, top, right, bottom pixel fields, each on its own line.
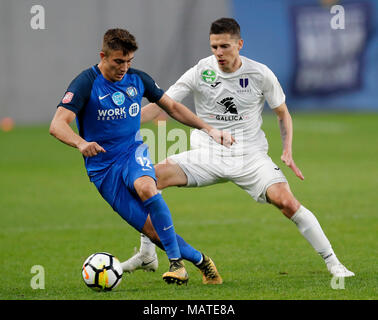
left=121, top=248, right=158, bottom=273
left=328, top=263, right=355, bottom=277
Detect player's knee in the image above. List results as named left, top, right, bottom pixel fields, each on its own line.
left=134, top=179, right=157, bottom=201
left=280, top=197, right=300, bottom=215
left=141, top=185, right=157, bottom=200
left=267, top=184, right=299, bottom=213
left=270, top=193, right=298, bottom=211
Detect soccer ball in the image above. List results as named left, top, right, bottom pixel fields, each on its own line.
left=82, top=252, right=123, bottom=291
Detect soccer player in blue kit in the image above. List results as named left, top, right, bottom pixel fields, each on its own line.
left=49, top=28, right=233, bottom=285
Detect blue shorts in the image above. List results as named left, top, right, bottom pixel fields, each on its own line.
left=93, top=144, right=156, bottom=232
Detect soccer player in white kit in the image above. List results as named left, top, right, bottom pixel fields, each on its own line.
left=121, top=18, right=354, bottom=281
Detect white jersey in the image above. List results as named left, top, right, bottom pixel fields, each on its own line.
left=166, top=55, right=285, bottom=156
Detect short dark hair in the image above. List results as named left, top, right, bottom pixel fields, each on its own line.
left=102, top=28, right=138, bottom=56
left=210, top=18, right=241, bottom=38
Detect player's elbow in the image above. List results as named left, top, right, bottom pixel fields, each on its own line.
left=49, top=121, right=58, bottom=138
left=49, top=123, right=55, bottom=136
left=274, top=103, right=290, bottom=120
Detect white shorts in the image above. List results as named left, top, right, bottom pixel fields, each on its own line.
left=168, top=150, right=287, bottom=204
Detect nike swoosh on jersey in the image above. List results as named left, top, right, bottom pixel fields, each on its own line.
left=163, top=225, right=173, bottom=231
left=99, top=94, right=110, bottom=100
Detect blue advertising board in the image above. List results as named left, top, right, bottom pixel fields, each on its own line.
left=233, top=0, right=378, bottom=110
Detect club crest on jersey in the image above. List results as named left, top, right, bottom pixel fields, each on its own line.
left=237, top=76, right=252, bottom=93
left=239, top=78, right=249, bottom=88
left=112, top=91, right=125, bottom=106
left=126, top=86, right=138, bottom=98
left=201, top=69, right=217, bottom=83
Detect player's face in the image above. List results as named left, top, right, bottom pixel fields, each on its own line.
left=210, top=33, right=243, bottom=73
left=99, top=50, right=134, bottom=82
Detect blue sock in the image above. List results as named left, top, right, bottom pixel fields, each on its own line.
left=143, top=194, right=181, bottom=260
left=176, top=234, right=203, bottom=265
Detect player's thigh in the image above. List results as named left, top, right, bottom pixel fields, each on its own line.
left=128, top=143, right=156, bottom=185
left=232, top=155, right=288, bottom=204
left=167, top=149, right=222, bottom=187
left=127, top=143, right=158, bottom=200
left=93, top=165, right=149, bottom=232
left=113, top=184, right=149, bottom=232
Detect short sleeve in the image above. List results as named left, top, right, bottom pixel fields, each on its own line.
left=129, top=69, right=164, bottom=103
left=262, top=66, right=286, bottom=109
left=165, top=65, right=197, bottom=102
left=58, top=68, right=97, bottom=114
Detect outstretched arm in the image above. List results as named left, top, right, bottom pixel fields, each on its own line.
left=156, top=93, right=235, bottom=147
left=49, top=106, right=106, bottom=157
left=274, top=103, right=304, bottom=180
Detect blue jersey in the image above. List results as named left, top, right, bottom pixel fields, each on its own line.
left=58, top=65, right=164, bottom=181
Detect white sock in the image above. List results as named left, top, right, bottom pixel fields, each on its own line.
left=290, top=206, right=339, bottom=266
left=139, top=233, right=156, bottom=256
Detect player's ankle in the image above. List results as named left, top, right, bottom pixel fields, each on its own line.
left=140, top=233, right=156, bottom=256
left=322, top=250, right=340, bottom=266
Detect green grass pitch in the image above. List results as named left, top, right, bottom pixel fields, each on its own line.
left=0, top=112, right=377, bottom=300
